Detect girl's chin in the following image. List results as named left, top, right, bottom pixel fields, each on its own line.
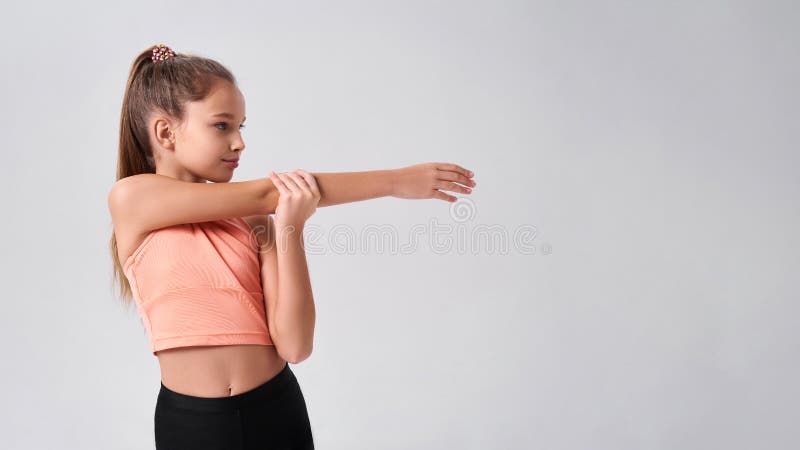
left=205, top=172, right=234, bottom=183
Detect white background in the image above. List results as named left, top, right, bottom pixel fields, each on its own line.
left=0, top=1, right=797, bottom=449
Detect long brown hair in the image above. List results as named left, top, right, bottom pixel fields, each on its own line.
left=110, top=45, right=237, bottom=310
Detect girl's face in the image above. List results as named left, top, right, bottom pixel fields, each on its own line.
left=153, top=79, right=247, bottom=183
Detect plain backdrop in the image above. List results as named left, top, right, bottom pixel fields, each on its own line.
left=1, top=1, right=797, bottom=449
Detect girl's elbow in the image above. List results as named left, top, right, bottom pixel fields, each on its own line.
left=283, top=345, right=312, bottom=364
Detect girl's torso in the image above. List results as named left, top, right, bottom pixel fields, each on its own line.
left=156, top=344, right=287, bottom=397
left=117, top=217, right=286, bottom=398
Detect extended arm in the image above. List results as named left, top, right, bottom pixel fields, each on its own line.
left=110, top=163, right=474, bottom=235
left=302, top=162, right=475, bottom=208
left=310, top=169, right=397, bottom=207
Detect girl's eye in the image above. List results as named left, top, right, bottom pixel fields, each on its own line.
left=215, top=123, right=246, bottom=131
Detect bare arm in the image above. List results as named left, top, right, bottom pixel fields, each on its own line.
left=271, top=221, right=315, bottom=363
left=108, top=170, right=393, bottom=235
left=256, top=171, right=321, bottom=364
left=254, top=214, right=313, bottom=364
left=108, top=173, right=279, bottom=234
left=311, top=169, right=397, bottom=207
left=311, top=162, right=475, bottom=207
left=109, top=163, right=475, bottom=235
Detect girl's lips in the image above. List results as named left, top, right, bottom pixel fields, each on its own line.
left=223, top=160, right=239, bottom=168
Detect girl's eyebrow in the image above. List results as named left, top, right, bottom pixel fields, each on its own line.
left=212, top=112, right=246, bottom=122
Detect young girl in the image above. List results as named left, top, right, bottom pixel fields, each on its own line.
left=108, top=44, right=476, bottom=449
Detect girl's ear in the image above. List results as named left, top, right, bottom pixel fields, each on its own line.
left=152, top=116, right=178, bottom=150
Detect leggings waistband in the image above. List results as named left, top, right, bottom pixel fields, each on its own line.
left=157, top=362, right=295, bottom=413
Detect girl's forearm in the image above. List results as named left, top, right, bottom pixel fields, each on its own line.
left=310, top=169, right=398, bottom=207
left=273, top=226, right=316, bottom=363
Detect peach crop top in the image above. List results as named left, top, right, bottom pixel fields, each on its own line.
left=122, top=217, right=273, bottom=355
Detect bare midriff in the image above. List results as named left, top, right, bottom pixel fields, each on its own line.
left=156, top=344, right=288, bottom=398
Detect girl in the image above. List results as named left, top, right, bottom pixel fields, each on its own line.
left=108, top=44, right=476, bottom=450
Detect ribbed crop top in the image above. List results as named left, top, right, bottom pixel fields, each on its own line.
left=122, top=217, right=273, bottom=356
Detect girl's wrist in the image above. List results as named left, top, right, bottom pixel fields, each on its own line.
left=386, top=168, right=401, bottom=198
left=274, top=221, right=304, bottom=234
left=274, top=223, right=305, bottom=252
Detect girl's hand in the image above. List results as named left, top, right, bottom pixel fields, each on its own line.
left=391, top=162, right=476, bottom=202
left=269, top=169, right=321, bottom=230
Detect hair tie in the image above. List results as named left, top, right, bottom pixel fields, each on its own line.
left=151, top=44, right=176, bottom=63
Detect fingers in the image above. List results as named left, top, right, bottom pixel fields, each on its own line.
left=272, top=171, right=305, bottom=193
left=269, top=171, right=290, bottom=194
left=284, top=171, right=311, bottom=195
left=435, top=170, right=476, bottom=188
left=434, top=180, right=472, bottom=194
left=270, top=170, right=320, bottom=198
left=431, top=189, right=457, bottom=202
left=435, top=163, right=474, bottom=179
left=294, top=169, right=321, bottom=198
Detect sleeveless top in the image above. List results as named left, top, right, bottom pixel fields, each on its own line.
left=122, top=217, right=273, bottom=355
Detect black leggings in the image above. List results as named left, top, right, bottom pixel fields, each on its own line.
left=154, top=362, right=314, bottom=449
